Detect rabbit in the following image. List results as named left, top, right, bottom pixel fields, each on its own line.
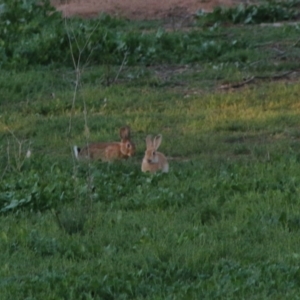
left=74, top=126, right=135, bottom=161
left=141, top=134, right=169, bottom=173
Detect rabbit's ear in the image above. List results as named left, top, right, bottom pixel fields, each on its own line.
left=153, top=134, right=162, bottom=150
left=120, top=126, right=130, bottom=140
left=146, top=135, right=153, bottom=149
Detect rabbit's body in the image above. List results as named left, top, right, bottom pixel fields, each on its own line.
left=74, top=126, right=135, bottom=161
left=142, top=151, right=169, bottom=173
left=141, top=135, right=169, bottom=173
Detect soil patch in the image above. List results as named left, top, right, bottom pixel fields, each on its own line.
left=51, top=0, right=244, bottom=20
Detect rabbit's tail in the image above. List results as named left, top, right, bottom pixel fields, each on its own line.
left=73, top=146, right=80, bottom=159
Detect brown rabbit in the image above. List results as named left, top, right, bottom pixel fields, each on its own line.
left=74, top=126, right=135, bottom=161
left=141, top=134, right=169, bottom=173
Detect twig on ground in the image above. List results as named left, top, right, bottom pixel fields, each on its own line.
left=5, top=127, right=31, bottom=172
left=64, top=16, right=98, bottom=213
left=218, top=70, right=297, bottom=90
left=113, top=51, right=128, bottom=84
left=292, top=37, right=300, bottom=48
left=272, top=47, right=286, bottom=56
left=255, top=70, right=295, bottom=79
left=219, top=76, right=255, bottom=89
left=65, top=18, right=100, bottom=134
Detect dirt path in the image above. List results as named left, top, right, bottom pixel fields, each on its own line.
left=51, top=0, right=243, bottom=20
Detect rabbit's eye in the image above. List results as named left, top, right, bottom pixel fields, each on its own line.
left=153, top=151, right=156, bottom=156
left=127, top=143, right=131, bottom=149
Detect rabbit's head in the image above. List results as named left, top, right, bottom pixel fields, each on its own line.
left=144, top=134, right=162, bottom=164
left=119, top=126, right=136, bottom=158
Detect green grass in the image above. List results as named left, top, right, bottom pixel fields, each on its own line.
left=1, top=13, right=300, bottom=299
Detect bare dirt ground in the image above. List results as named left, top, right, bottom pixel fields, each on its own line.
left=51, top=0, right=245, bottom=20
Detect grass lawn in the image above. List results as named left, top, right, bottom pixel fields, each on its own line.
left=1, top=3, right=300, bottom=298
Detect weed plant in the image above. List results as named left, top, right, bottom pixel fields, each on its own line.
left=197, top=0, right=300, bottom=25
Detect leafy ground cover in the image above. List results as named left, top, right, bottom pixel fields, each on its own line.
left=1, top=0, right=300, bottom=299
